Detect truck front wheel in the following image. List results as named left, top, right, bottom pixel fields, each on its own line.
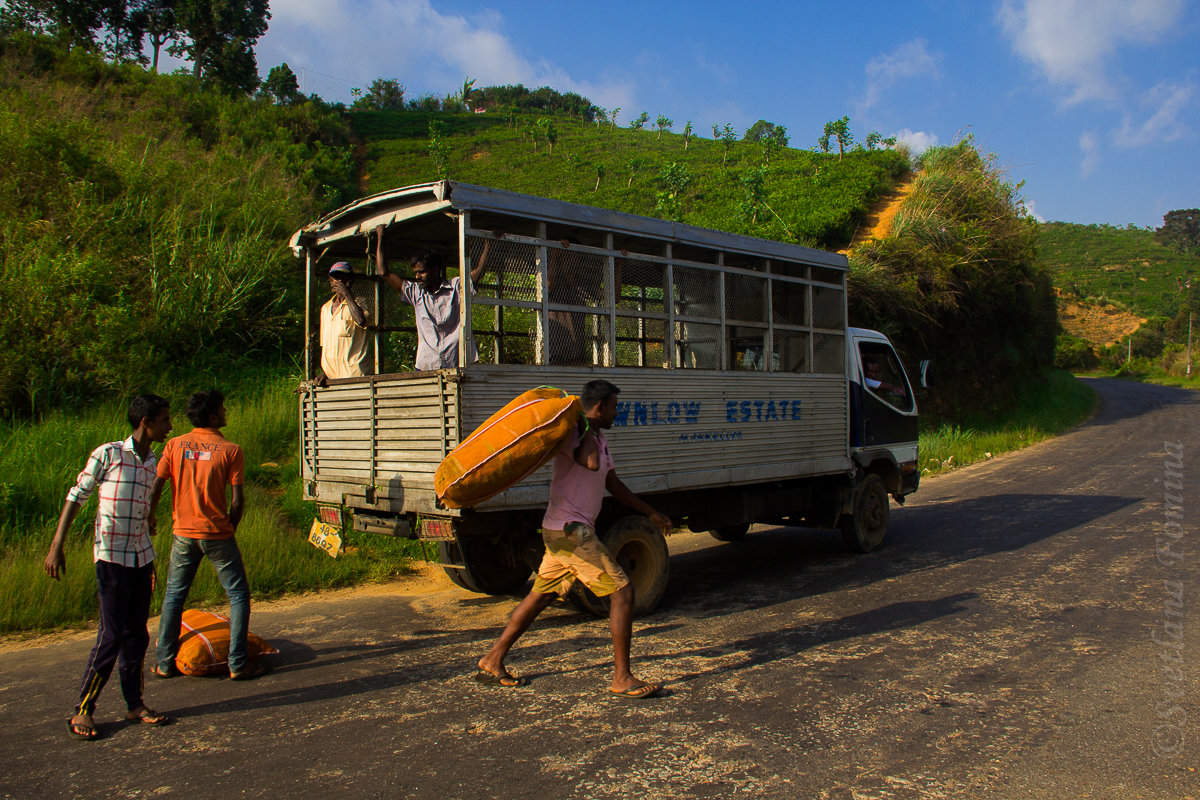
left=568, top=516, right=670, bottom=618
left=840, top=473, right=889, bottom=553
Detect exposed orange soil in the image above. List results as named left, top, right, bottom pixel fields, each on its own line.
left=838, top=177, right=915, bottom=256
left=1057, top=292, right=1145, bottom=347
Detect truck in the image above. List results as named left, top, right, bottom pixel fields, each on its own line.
left=290, top=181, right=926, bottom=615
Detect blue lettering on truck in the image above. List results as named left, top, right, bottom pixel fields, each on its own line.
left=725, top=400, right=802, bottom=422
left=612, top=399, right=803, bottom=426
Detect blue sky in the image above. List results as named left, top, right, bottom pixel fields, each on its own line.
left=243, top=0, right=1198, bottom=228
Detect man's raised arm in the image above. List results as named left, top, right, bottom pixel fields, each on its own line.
left=375, top=224, right=406, bottom=293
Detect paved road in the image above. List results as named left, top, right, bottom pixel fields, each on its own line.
left=1, top=378, right=1197, bottom=799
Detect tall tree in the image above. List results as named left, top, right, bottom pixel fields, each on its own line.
left=720, top=123, right=737, bottom=165
left=760, top=124, right=788, bottom=164
left=819, top=116, right=854, bottom=160
left=682, top=120, right=693, bottom=150
left=1156, top=209, right=1200, bottom=255
left=170, top=0, right=270, bottom=93
left=655, top=114, right=673, bottom=140
left=352, top=77, right=404, bottom=111
left=132, top=0, right=177, bottom=72
left=743, top=119, right=780, bottom=143
left=630, top=111, right=649, bottom=131
left=259, top=61, right=301, bottom=105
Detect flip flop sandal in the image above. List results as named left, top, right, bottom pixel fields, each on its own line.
left=66, top=717, right=99, bottom=740
left=610, top=683, right=664, bottom=699
left=125, top=707, right=170, bottom=726
left=474, top=670, right=528, bottom=688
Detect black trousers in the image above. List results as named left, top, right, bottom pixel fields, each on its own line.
left=75, top=560, right=153, bottom=716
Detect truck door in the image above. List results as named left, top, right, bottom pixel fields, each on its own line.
left=849, top=340, right=918, bottom=448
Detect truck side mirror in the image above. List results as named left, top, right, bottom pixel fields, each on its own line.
left=919, top=360, right=933, bottom=390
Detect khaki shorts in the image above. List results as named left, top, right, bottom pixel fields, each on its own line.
left=531, top=522, right=630, bottom=597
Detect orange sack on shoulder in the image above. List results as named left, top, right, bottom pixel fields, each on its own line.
left=436, top=387, right=581, bottom=509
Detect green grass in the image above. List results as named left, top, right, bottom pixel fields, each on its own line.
left=0, top=372, right=425, bottom=634
left=919, top=369, right=1096, bottom=475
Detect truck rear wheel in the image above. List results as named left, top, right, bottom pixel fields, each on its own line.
left=840, top=473, right=889, bottom=553
left=438, top=540, right=532, bottom=595
left=568, top=516, right=670, bottom=618
left=709, top=523, right=750, bottom=542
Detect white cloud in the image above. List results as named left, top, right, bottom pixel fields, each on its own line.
left=1113, top=79, right=1197, bottom=147
left=1023, top=199, right=1046, bottom=223
left=858, top=39, right=940, bottom=113
left=1079, top=130, right=1100, bottom=177
left=997, top=0, right=1185, bottom=104
left=892, top=128, right=939, bottom=154
left=258, top=0, right=633, bottom=108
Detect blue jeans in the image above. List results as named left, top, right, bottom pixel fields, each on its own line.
left=156, top=535, right=251, bottom=674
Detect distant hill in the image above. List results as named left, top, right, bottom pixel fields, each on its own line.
left=1037, top=222, right=1200, bottom=320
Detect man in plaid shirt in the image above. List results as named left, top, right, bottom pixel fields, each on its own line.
left=45, top=394, right=174, bottom=740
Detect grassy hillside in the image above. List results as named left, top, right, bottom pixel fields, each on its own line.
left=0, top=34, right=356, bottom=418
left=1038, top=222, right=1200, bottom=318
left=353, top=110, right=909, bottom=249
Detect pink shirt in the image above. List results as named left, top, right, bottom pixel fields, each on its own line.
left=542, top=427, right=614, bottom=530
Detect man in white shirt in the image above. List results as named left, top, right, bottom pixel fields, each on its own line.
left=373, top=224, right=490, bottom=371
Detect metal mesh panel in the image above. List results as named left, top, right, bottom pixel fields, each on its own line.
left=812, top=286, right=845, bottom=329
left=470, top=304, right=540, bottom=365
left=771, top=280, right=808, bottom=326
left=673, top=265, right=720, bottom=320
left=772, top=330, right=810, bottom=373
left=813, top=333, right=845, bottom=374
left=545, top=311, right=612, bottom=366
left=615, top=315, right=666, bottom=367
left=725, top=273, right=767, bottom=323
left=675, top=321, right=720, bottom=369
left=547, top=246, right=611, bottom=310
left=616, top=258, right=665, bottom=314
left=468, top=237, right=540, bottom=303
left=362, top=282, right=417, bottom=374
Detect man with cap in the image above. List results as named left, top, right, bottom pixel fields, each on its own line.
left=318, top=261, right=371, bottom=381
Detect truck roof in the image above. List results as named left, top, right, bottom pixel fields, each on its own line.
left=290, top=180, right=847, bottom=270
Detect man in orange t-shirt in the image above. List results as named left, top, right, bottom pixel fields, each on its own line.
left=150, top=389, right=262, bottom=679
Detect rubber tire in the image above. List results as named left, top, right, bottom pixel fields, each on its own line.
left=567, top=516, right=670, bottom=618
left=840, top=473, right=890, bottom=553
left=438, top=540, right=532, bottom=595
left=709, top=523, right=750, bottom=542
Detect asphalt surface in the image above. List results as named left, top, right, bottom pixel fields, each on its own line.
left=1, top=377, right=1197, bottom=799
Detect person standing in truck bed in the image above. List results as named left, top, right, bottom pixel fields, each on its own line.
left=476, top=379, right=671, bottom=699
left=373, top=224, right=492, bottom=371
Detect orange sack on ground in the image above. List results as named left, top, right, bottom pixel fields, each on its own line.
left=175, top=608, right=278, bottom=677
left=436, top=386, right=581, bottom=509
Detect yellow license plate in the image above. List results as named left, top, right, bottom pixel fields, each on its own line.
left=308, top=520, right=343, bottom=558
